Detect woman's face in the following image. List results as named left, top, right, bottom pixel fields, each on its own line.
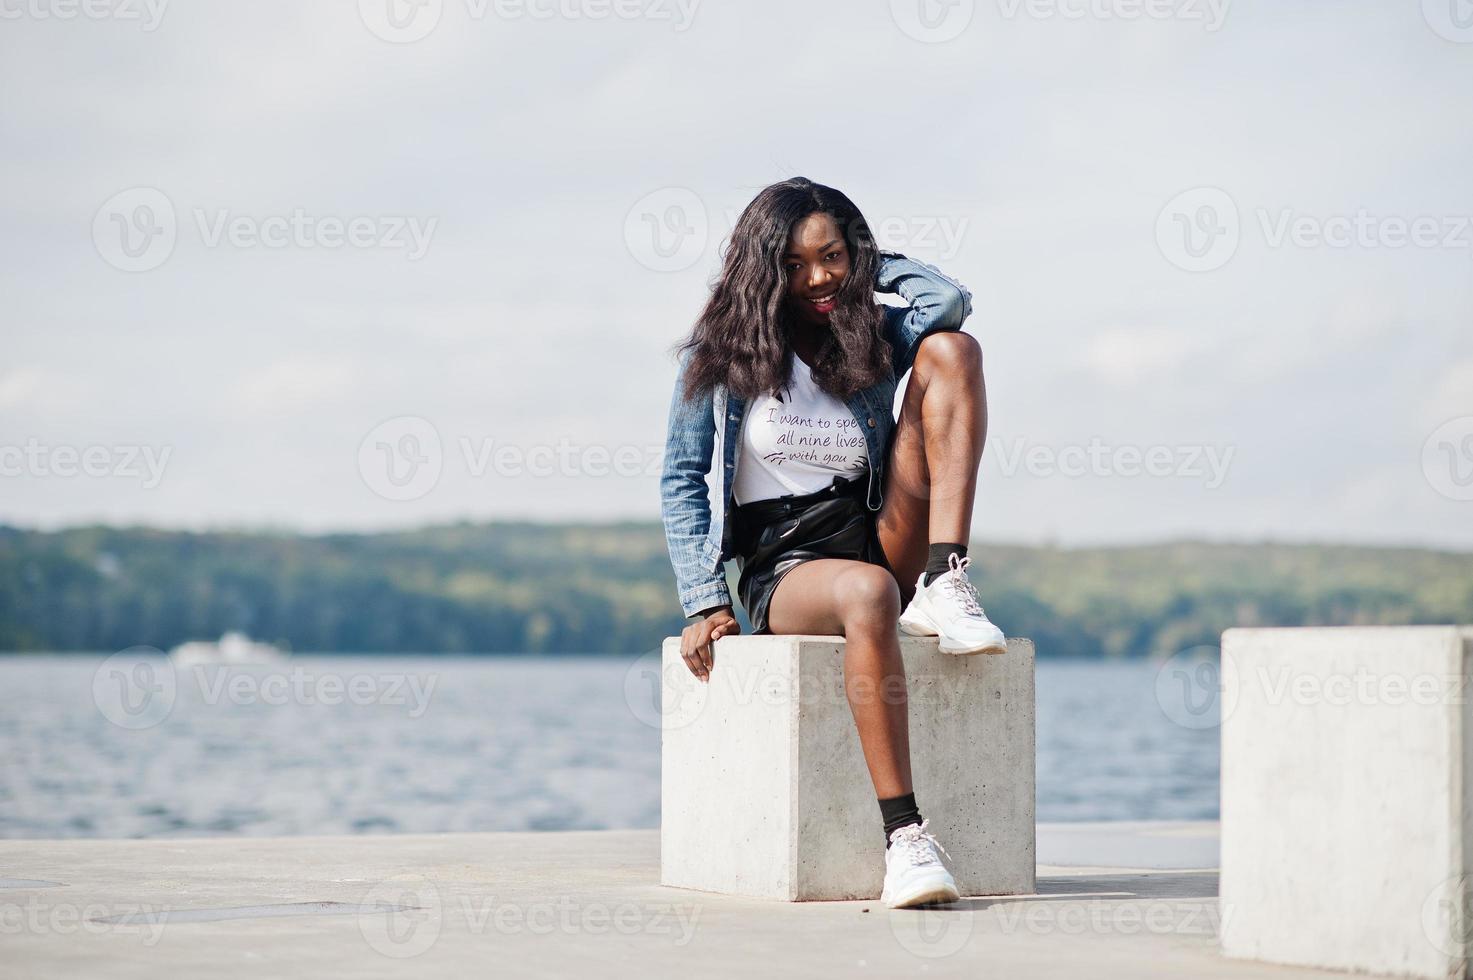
left=783, top=211, right=850, bottom=327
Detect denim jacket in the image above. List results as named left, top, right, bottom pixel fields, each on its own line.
left=659, top=251, right=974, bottom=618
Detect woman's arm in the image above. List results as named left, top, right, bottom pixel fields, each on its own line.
left=874, top=251, right=974, bottom=377
left=659, top=348, right=734, bottom=619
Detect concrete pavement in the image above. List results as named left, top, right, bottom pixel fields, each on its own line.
left=0, top=821, right=1344, bottom=979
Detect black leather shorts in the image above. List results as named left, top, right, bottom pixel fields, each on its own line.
left=731, top=472, right=892, bottom=635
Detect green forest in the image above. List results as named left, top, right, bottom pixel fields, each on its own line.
left=1, top=523, right=1469, bottom=657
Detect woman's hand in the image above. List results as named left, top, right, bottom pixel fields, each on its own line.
left=680, top=606, right=739, bottom=683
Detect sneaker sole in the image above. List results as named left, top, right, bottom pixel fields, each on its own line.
left=884, top=880, right=962, bottom=909
left=898, top=608, right=1007, bottom=656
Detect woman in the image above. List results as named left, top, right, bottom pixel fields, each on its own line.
left=658, top=177, right=1007, bottom=909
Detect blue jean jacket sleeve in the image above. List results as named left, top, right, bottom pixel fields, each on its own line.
left=875, top=251, right=974, bottom=377
left=659, top=350, right=733, bottom=618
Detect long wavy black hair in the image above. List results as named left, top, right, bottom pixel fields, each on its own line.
left=670, top=177, right=892, bottom=405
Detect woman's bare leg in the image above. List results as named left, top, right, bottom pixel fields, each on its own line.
left=766, top=558, right=911, bottom=798
left=874, top=331, right=989, bottom=606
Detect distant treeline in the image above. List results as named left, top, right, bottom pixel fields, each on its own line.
left=0, top=523, right=1468, bottom=657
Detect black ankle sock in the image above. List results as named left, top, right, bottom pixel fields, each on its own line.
left=921, top=543, right=968, bottom=587
left=879, top=791, right=923, bottom=847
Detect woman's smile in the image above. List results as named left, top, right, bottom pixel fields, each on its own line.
left=785, top=211, right=851, bottom=325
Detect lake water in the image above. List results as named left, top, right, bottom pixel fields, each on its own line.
left=0, top=655, right=1219, bottom=839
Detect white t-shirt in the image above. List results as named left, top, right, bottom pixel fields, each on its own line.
left=732, top=355, right=871, bottom=506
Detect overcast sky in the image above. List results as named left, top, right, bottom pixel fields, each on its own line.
left=2, top=0, right=1470, bottom=548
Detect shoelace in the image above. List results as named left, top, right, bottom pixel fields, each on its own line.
left=941, top=553, right=986, bottom=617
left=889, top=818, right=950, bottom=867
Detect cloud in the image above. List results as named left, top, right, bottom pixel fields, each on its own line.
left=0, top=0, right=1470, bottom=548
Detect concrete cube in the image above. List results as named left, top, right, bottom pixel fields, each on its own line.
left=1221, top=626, right=1473, bottom=979
left=660, top=633, right=1035, bottom=901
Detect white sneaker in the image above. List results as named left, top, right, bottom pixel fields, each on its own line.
left=898, top=552, right=1008, bottom=655
left=881, top=819, right=961, bottom=909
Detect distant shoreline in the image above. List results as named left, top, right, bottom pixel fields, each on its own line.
left=3, top=525, right=1469, bottom=657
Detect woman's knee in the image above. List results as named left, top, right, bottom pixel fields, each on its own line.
left=914, top=329, right=983, bottom=378
left=834, top=564, right=902, bottom=625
